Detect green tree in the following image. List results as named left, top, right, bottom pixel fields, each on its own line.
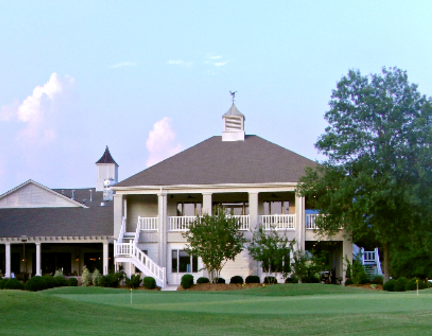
left=297, top=67, right=432, bottom=282
left=248, top=227, right=293, bottom=279
left=182, top=207, right=246, bottom=282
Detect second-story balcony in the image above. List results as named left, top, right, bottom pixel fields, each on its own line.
left=168, top=215, right=250, bottom=232
left=259, top=214, right=296, bottom=230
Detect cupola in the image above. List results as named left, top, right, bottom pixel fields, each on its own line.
left=222, top=92, right=245, bottom=141
left=96, top=146, right=118, bottom=192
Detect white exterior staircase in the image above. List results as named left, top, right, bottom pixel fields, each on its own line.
left=114, top=217, right=166, bottom=288
left=353, top=245, right=383, bottom=277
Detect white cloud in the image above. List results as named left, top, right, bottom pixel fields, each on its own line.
left=206, top=54, right=222, bottom=60
left=167, top=60, right=193, bottom=67
left=204, top=60, right=229, bottom=67
left=109, top=62, right=137, bottom=69
left=146, top=117, right=182, bottom=167
left=0, top=73, right=75, bottom=145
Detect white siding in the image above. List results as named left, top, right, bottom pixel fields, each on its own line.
left=0, top=184, right=79, bottom=208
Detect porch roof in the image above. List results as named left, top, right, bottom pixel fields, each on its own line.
left=117, top=135, right=317, bottom=187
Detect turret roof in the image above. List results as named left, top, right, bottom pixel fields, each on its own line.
left=223, top=103, right=244, bottom=117
left=96, top=146, right=118, bottom=166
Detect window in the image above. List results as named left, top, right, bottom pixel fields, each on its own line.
left=171, top=250, right=198, bottom=273
left=213, top=202, right=249, bottom=215
left=263, top=201, right=290, bottom=215
left=177, top=203, right=202, bottom=216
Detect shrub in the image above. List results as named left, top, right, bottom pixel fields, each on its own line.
left=345, top=278, right=354, bottom=286
left=371, top=275, right=384, bottom=285
left=383, top=279, right=397, bottom=291
left=92, top=269, right=102, bottom=286
left=143, top=276, right=156, bottom=289
left=25, top=276, right=47, bottom=292
left=0, top=278, right=8, bottom=289
left=197, top=277, right=210, bottom=284
left=285, top=276, right=299, bottom=283
left=181, top=274, right=194, bottom=289
left=4, top=279, right=24, bottom=290
left=125, top=274, right=142, bottom=289
left=230, top=276, right=243, bottom=284
left=264, top=276, right=278, bottom=284
left=394, top=277, right=408, bottom=292
left=216, top=277, right=226, bottom=284
left=302, top=275, right=320, bottom=283
left=82, top=266, right=92, bottom=286
left=42, top=276, right=58, bottom=288
left=245, top=275, right=260, bottom=284
left=54, top=269, right=63, bottom=278
left=100, top=272, right=123, bottom=288
left=405, top=278, right=428, bottom=291
left=67, top=277, right=78, bottom=286
left=54, top=276, right=68, bottom=287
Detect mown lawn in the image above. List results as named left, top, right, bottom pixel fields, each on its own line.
left=1, top=284, right=432, bottom=335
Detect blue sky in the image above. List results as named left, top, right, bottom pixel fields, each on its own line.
left=1, top=1, right=431, bottom=193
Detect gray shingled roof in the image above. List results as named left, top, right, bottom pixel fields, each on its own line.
left=117, top=135, right=317, bottom=187
left=96, top=146, right=118, bottom=165
left=0, top=188, right=113, bottom=237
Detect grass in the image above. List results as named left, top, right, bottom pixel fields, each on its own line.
left=2, top=284, right=432, bottom=335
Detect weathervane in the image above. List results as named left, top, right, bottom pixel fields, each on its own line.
left=229, top=90, right=237, bottom=104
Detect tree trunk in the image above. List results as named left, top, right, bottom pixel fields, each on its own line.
left=383, top=242, right=390, bottom=283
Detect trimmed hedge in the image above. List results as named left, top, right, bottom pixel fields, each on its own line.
left=394, top=277, right=408, bottom=292
left=100, top=272, right=123, bottom=288
left=230, top=276, right=243, bottom=284
left=143, top=276, right=156, bottom=289
left=0, top=278, right=8, bottom=289
left=371, top=275, right=384, bottom=285
left=4, top=279, right=24, bottom=290
left=264, top=276, right=278, bottom=284
left=285, top=276, right=298, bottom=284
left=54, top=276, right=68, bottom=287
left=42, top=276, right=58, bottom=288
left=25, top=276, right=47, bottom=291
left=67, top=277, right=78, bottom=286
left=245, top=275, right=260, bottom=284
left=383, top=279, right=396, bottom=291
left=405, top=278, right=428, bottom=291
left=125, top=274, right=142, bottom=289
left=216, top=277, right=226, bottom=284
left=181, top=274, right=194, bottom=289
left=345, top=278, right=354, bottom=286
left=197, top=277, right=210, bottom=284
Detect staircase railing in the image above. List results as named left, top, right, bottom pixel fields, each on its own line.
left=374, top=247, right=383, bottom=275
left=114, top=242, right=166, bottom=287
left=117, top=216, right=126, bottom=243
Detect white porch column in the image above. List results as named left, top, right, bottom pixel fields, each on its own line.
left=202, top=192, right=212, bottom=215
left=342, top=237, right=353, bottom=281
left=103, top=241, right=109, bottom=275
left=5, top=243, right=11, bottom=278
left=295, top=195, right=305, bottom=252
left=35, top=242, right=42, bottom=276
left=158, top=192, right=168, bottom=267
left=248, top=192, right=259, bottom=232
left=113, top=194, right=124, bottom=238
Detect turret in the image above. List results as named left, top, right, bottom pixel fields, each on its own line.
left=96, top=146, right=118, bottom=192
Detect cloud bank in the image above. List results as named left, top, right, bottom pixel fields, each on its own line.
left=146, top=117, right=182, bottom=167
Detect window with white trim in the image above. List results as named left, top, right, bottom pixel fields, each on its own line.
left=171, top=250, right=198, bottom=273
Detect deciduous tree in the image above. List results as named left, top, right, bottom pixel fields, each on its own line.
left=297, top=67, right=432, bottom=282
left=182, top=207, right=246, bottom=282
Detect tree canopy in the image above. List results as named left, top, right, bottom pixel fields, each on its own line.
left=297, top=67, right=432, bottom=281
left=182, top=207, right=246, bottom=282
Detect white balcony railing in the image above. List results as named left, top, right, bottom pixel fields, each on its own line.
left=259, top=214, right=295, bottom=230
left=168, top=216, right=197, bottom=231
left=306, top=214, right=320, bottom=229
left=168, top=215, right=250, bottom=231
left=235, top=215, right=250, bottom=230
left=138, top=216, right=158, bottom=231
